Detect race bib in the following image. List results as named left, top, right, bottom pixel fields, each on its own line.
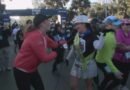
left=80, top=38, right=86, bottom=53
left=125, top=52, right=130, bottom=60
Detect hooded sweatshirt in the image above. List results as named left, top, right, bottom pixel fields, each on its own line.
left=113, top=29, right=130, bottom=63
left=14, top=29, right=58, bottom=73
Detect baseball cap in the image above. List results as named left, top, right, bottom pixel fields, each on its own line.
left=103, top=16, right=122, bottom=26
left=72, top=15, right=89, bottom=24
left=33, top=14, right=51, bottom=27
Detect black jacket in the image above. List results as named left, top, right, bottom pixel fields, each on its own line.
left=0, top=28, right=10, bottom=48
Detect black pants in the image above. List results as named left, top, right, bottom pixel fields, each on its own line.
left=97, top=63, right=121, bottom=90
left=13, top=68, right=45, bottom=90
left=113, top=60, right=130, bottom=86
left=17, top=41, right=23, bottom=49
left=52, top=47, right=65, bottom=71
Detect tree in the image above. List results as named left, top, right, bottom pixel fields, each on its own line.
left=32, top=0, right=91, bottom=20
left=112, top=0, right=130, bottom=18
left=90, top=0, right=130, bottom=19
left=32, top=0, right=90, bottom=10
left=32, top=0, right=69, bottom=9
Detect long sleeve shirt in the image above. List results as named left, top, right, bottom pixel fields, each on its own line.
left=14, top=30, right=58, bottom=73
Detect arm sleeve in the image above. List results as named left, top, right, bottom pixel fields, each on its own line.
left=30, top=35, right=57, bottom=63
left=46, top=36, right=58, bottom=49
left=106, top=59, right=119, bottom=73
left=105, top=35, right=119, bottom=73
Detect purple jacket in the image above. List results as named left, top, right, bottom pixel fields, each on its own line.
left=113, top=29, right=130, bottom=63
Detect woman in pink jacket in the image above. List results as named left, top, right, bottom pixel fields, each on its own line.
left=113, top=19, right=130, bottom=90
left=13, top=14, right=58, bottom=90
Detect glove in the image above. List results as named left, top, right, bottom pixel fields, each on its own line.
left=93, top=32, right=104, bottom=50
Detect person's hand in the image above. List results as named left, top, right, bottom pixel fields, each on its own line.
left=58, top=40, right=66, bottom=45
left=51, top=51, right=57, bottom=58
left=117, top=43, right=128, bottom=50
left=114, top=71, right=123, bottom=80
left=126, top=46, right=130, bottom=50
left=117, top=43, right=125, bottom=48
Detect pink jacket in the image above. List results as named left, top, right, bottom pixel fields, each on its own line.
left=113, top=29, right=130, bottom=63
left=14, top=30, right=58, bottom=73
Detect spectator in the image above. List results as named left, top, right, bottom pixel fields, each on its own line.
left=23, top=19, right=33, bottom=35
left=13, top=14, right=58, bottom=90
left=0, top=22, right=11, bottom=71
left=16, top=25, right=24, bottom=49
left=12, top=24, right=20, bottom=53
left=50, top=24, right=68, bottom=73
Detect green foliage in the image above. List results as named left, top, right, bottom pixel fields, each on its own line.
left=32, top=0, right=90, bottom=10
left=90, top=0, right=130, bottom=18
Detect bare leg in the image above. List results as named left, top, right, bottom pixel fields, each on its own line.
left=86, top=78, right=93, bottom=90
left=70, top=75, right=79, bottom=90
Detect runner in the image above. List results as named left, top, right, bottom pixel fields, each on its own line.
left=69, top=15, right=97, bottom=90
left=96, top=16, right=123, bottom=90
left=113, top=19, right=130, bottom=90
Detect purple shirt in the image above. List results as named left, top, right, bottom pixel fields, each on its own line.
left=113, top=29, right=130, bottom=63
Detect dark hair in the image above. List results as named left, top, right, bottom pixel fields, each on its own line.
left=85, top=23, right=92, bottom=30
left=33, top=14, right=50, bottom=28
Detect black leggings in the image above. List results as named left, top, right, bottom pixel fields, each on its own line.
left=113, top=60, right=130, bottom=86
left=97, top=63, right=121, bottom=90
left=53, top=48, right=65, bottom=69
left=13, top=68, right=45, bottom=90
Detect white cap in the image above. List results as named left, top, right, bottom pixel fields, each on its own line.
left=72, top=15, right=89, bottom=24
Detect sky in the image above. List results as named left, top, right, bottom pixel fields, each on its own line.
left=2, top=0, right=98, bottom=20
left=3, top=0, right=33, bottom=10
left=3, top=0, right=98, bottom=10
